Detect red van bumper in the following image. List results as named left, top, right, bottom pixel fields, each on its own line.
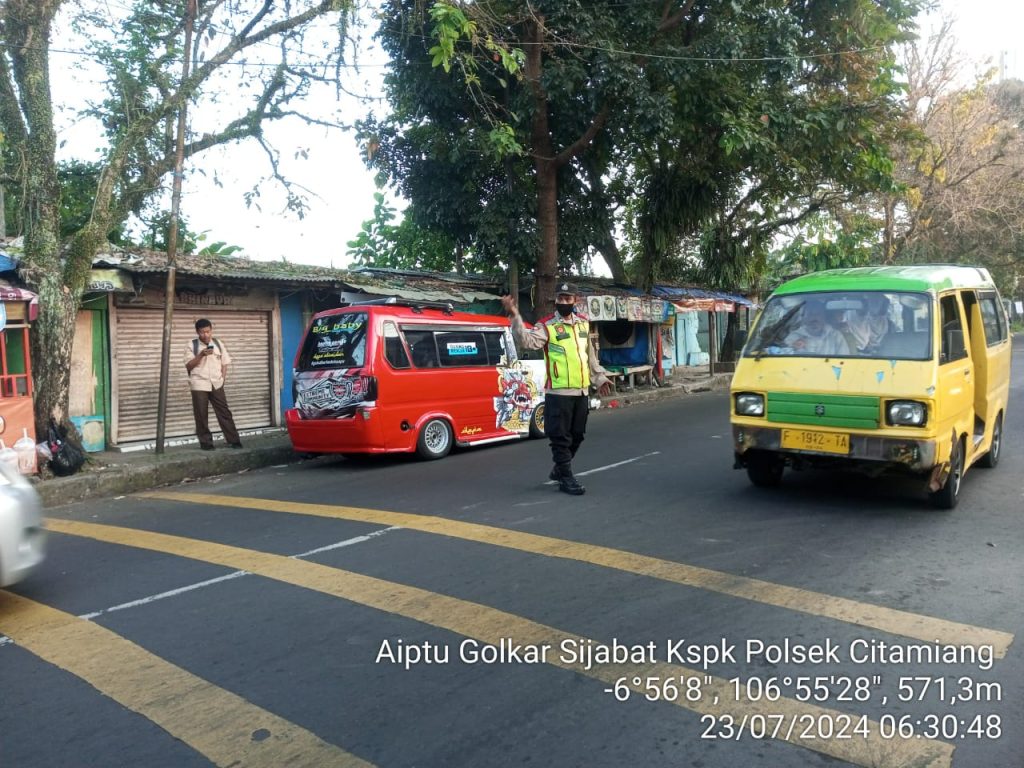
left=285, top=407, right=390, bottom=454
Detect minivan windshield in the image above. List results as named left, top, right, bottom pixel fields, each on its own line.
left=297, top=312, right=368, bottom=370
left=744, top=291, right=932, bottom=360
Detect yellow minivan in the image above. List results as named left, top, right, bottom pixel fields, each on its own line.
left=731, top=265, right=1011, bottom=508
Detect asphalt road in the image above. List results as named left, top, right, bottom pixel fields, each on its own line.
left=2, top=348, right=1023, bottom=768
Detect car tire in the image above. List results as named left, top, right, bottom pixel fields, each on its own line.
left=416, top=418, right=452, bottom=460
left=978, top=413, right=1002, bottom=469
left=529, top=403, right=545, bottom=439
left=929, top=436, right=963, bottom=509
left=746, top=451, right=784, bottom=488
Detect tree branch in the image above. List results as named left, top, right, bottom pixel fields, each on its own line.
left=554, top=103, right=610, bottom=168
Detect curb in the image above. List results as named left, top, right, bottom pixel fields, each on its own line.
left=598, top=372, right=732, bottom=409
left=35, top=443, right=301, bottom=509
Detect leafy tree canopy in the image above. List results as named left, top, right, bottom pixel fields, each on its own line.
left=364, top=0, right=924, bottom=308
left=0, top=0, right=354, bottom=433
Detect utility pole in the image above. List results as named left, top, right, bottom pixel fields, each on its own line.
left=155, top=0, right=197, bottom=454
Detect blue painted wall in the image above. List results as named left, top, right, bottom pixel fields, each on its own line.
left=280, top=293, right=306, bottom=411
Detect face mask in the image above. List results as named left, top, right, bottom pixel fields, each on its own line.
left=555, top=302, right=574, bottom=317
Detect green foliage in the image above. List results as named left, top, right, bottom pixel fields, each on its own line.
left=766, top=212, right=881, bottom=284
left=346, top=191, right=399, bottom=266
left=371, top=0, right=924, bottom=298
left=138, top=209, right=199, bottom=254
left=346, top=190, right=461, bottom=272
left=2, top=160, right=129, bottom=244
left=619, top=0, right=921, bottom=291
left=428, top=3, right=475, bottom=73
left=197, top=240, right=243, bottom=257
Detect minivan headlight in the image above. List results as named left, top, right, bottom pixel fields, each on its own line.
left=887, top=400, right=927, bottom=427
left=735, top=393, right=765, bottom=417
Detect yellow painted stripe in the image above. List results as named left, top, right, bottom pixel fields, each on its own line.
left=141, top=491, right=1013, bottom=657
left=46, top=518, right=953, bottom=768
left=0, top=590, right=373, bottom=768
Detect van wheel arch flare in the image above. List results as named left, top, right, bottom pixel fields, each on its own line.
left=929, top=432, right=964, bottom=509
left=416, top=417, right=453, bottom=460
left=978, top=411, right=1003, bottom=469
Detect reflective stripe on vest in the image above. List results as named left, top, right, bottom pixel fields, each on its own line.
left=544, top=316, right=590, bottom=389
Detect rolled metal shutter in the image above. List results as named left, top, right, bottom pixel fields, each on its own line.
left=114, top=309, right=272, bottom=444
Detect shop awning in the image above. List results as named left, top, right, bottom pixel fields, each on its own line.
left=0, top=281, right=39, bottom=322
left=652, top=285, right=756, bottom=313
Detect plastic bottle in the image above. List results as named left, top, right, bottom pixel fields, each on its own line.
left=0, top=440, right=18, bottom=472
left=15, top=428, right=37, bottom=475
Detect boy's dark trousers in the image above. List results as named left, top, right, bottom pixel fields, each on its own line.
left=191, top=386, right=240, bottom=448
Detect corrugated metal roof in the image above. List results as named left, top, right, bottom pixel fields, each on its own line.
left=89, top=249, right=504, bottom=303
left=652, top=284, right=757, bottom=307
left=345, top=267, right=503, bottom=303
left=92, top=248, right=348, bottom=284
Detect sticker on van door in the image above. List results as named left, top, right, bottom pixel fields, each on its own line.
left=295, top=370, right=370, bottom=419
left=494, top=363, right=541, bottom=432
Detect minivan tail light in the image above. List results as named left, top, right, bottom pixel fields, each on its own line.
left=362, top=375, right=378, bottom=401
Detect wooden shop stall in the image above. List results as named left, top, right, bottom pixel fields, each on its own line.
left=0, top=282, right=39, bottom=468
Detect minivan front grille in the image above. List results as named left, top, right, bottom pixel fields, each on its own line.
left=766, top=392, right=880, bottom=430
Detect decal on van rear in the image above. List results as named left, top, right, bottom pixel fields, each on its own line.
left=295, top=370, right=370, bottom=419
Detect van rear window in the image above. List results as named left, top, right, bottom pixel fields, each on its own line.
left=298, top=313, right=368, bottom=370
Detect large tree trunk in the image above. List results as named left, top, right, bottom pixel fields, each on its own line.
left=28, top=274, right=78, bottom=430
left=525, top=18, right=611, bottom=313
left=3, top=1, right=75, bottom=437
left=526, top=18, right=558, bottom=315
left=597, top=239, right=628, bottom=284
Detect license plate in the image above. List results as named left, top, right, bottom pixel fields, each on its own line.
left=781, top=429, right=850, bottom=455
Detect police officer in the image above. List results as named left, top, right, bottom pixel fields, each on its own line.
left=501, top=282, right=612, bottom=495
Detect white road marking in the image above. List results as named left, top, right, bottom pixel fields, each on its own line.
left=79, top=571, right=251, bottom=620
left=0, top=527, right=401, bottom=644
left=291, top=526, right=400, bottom=558
left=545, top=451, right=661, bottom=483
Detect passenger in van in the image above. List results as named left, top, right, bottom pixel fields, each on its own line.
left=785, top=300, right=850, bottom=356
left=411, top=343, right=437, bottom=368
left=501, top=283, right=612, bottom=496
left=844, top=294, right=891, bottom=353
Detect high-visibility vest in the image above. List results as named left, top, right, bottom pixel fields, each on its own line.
left=542, top=314, right=590, bottom=390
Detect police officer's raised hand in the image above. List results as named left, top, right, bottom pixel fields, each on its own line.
left=500, top=295, right=519, bottom=316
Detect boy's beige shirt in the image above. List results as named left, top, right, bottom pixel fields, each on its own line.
left=184, top=340, right=232, bottom=391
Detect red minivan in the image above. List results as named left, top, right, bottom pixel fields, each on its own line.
left=286, top=299, right=546, bottom=459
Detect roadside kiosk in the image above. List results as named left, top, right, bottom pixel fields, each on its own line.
left=0, top=282, right=39, bottom=472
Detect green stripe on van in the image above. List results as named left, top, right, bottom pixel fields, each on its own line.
left=766, top=393, right=880, bottom=429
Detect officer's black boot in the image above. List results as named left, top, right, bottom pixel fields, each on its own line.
left=555, top=463, right=585, bottom=495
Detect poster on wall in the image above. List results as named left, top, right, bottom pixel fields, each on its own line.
left=627, top=297, right=643, bottom=321
left=587, top=296, right=617, bottom=321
